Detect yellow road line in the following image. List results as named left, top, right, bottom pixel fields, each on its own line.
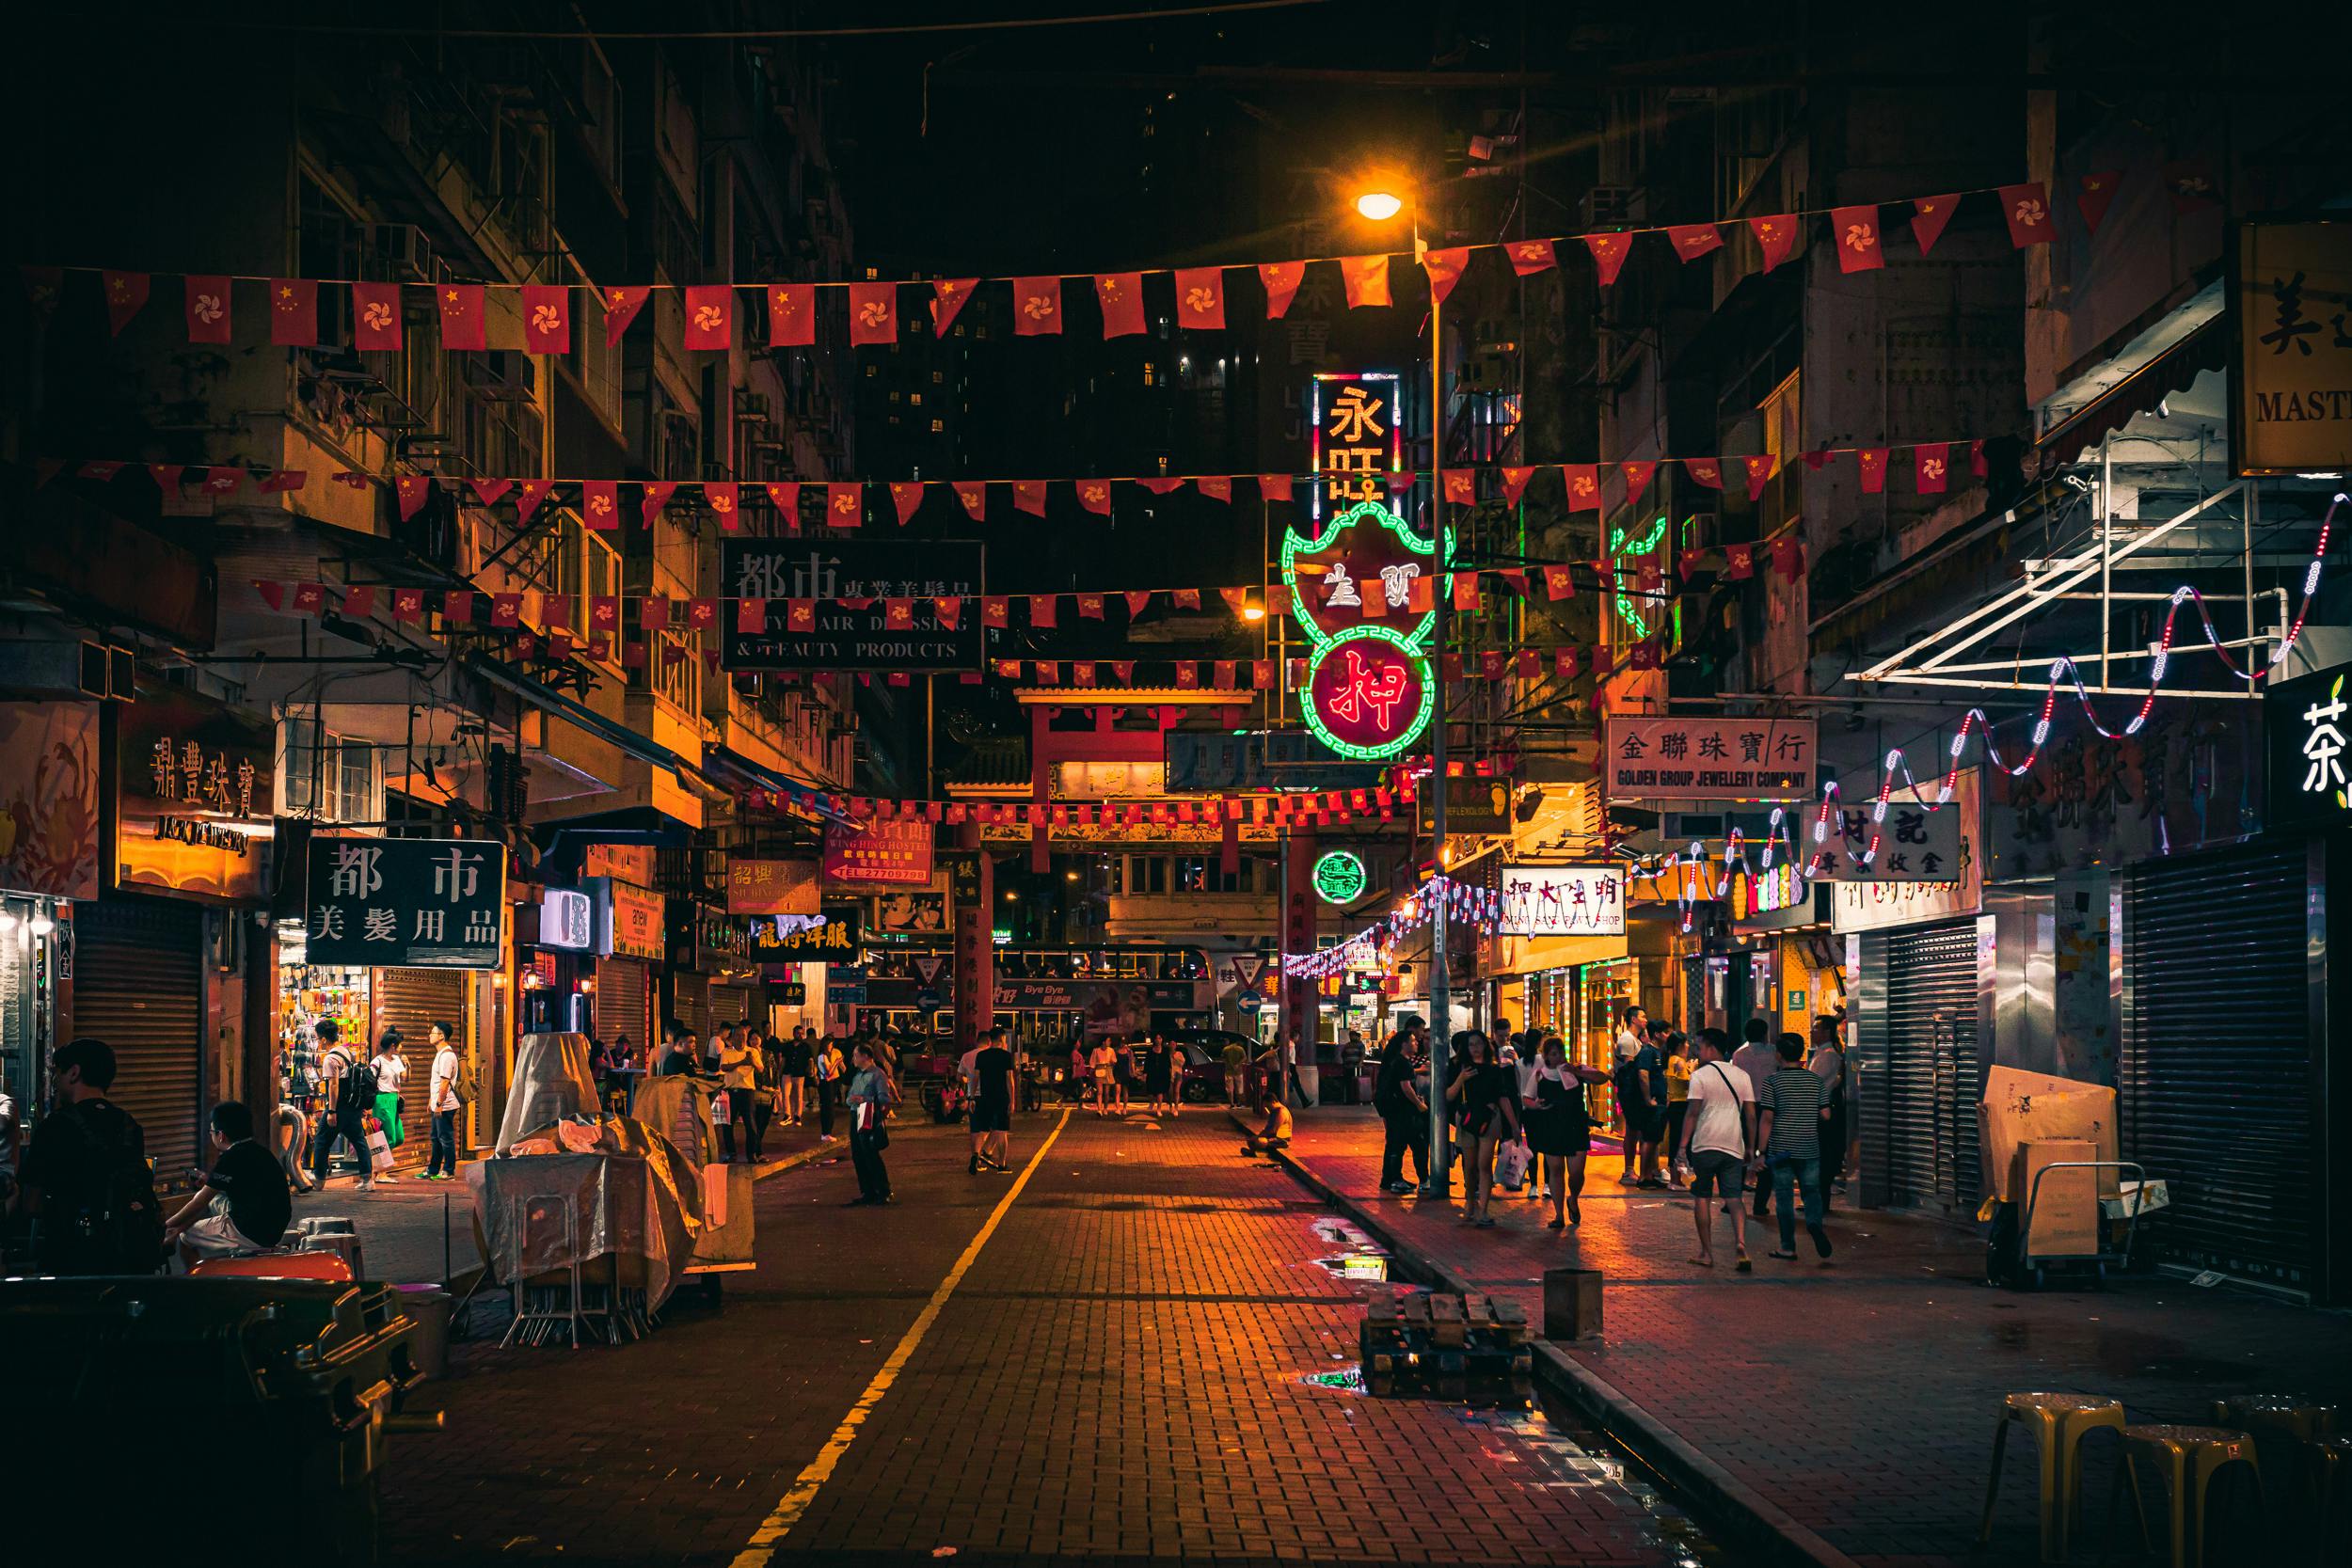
left=731, top=1108, right=1072, bottom=1565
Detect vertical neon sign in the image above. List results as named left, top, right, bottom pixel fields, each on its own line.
left=1311, top=372, right=1403, bottom=519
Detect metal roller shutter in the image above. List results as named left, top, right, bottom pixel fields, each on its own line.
left=1856, top=919, right=1980, bottom=1215
left=373, top=968, right=469, bottom=1171
left=2122, top=841, right=2313, bottom=1297
left=710, top=984, right=751, bottom=1028
left=73, top=896, right=204, bottom=1186
left=674, top=973, right=709, bottom=1039
left=594, top=957, right=649, bottom=1054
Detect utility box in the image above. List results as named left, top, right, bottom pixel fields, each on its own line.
left=1543, top=1266, right=1603, bottom=1340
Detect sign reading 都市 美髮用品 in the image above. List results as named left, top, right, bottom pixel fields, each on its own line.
left=304, top=836, right=507, bottom=969
left=1601, top=717, right=1816, bottom=801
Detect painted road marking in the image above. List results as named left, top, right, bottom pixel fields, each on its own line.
left=730, top=1108, right=1073, bottom=1565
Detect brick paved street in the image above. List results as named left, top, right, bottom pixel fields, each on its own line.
left=380, top=1110, right=1733, bottom=1566
left=1264, top=1108, right=2352, bottom=1567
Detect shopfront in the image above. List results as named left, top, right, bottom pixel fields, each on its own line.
left=1728, top=863, right=1846, bottom=1039
left=0, top=700, right=100, bottom=1128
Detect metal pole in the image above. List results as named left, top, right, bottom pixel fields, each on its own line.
left=1422, top=211, right=1452, bottom=1198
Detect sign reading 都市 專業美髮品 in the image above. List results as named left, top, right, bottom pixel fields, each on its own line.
left=721, top=538, right=984, bottom=673
left=1601, top=716, right=1817, bottom=801
left=304, top=836, right=507, bottom=969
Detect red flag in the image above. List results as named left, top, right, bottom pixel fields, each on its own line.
left=75, top=461, right=122, bottom=482
left=604, top=285, right=652, bottom=345
left=847, top=280, right=898, bottom=346
left=1072, top=661, right=1096, bottom=687
left=826, top=483, right=861, bottom=529
left=1497, top=567, right=1529, bottom=598
left=788, top=600, right=817, bottom=632
left=934, top=596, right=961, bottom=628
left=491, top=593, right=523, bottom=627
left=683, top=285, right=733, bottom=349
left=1124, top=591, right=1152, bottom=618
left=1422, top=246, right=1470, bottom=304
left=183, top=276, right=230, bottom=345
left=763, top=481, right=801, bottom=526
left=1629, top=641, right=1661, bottom=672
left=1831, top=206, right=1884, bottom=273
left=392, top=588, right=425, bottom=624
left=687, top=595, right=718, bottom=629
left=982, top=596, right=1009, bottom=627
left=707, top=482, right=740, bottom=529
left=469, top=479, right=513, bottom=507
left=1677, top=548, right=1704, bottom=583
left=199, top=467, right=244, bottom=498
left=1771, top=537, right=1805, bottom=582
left=268, top=278, right=318, bottom=346
left=1175, top=661, right=1200, bottom=689
left=884, top=598, right=914, bottom=630
left=102, top=270, right=150, bottom=336
left=1174, top=267, right=1226, bottom=328
left=394, top=474, right=432, bottom=522
left=1095, top=273, right=1145, bottom=338
left=888, top=482, right=924, bottom=526
left=1970, top=438, right=1988, bottom=478
left=582, top=480, right=620, bottom=531
left=2161, top=160, right=2218, bottom=213
left=1915, top=442, right=1951, bottom=494
left=1505, top=239, right=1556, bottom=277
left=1013, top=481, right=1046, bottom=517
left=1666, top=224, right=1724, bottom=262
left=257, top=469, right=307, bottom=495
left=1174, top=589, right=1200, bottom=609
left=930, top=278, right=975, bottom=336
left=1554, top=647, right=1581, bottom=679
left=291, top=583, right=326, bottom=615
left=2076, top=170, right=2122, bottom=235
left=516, top=480, right=553, bottom=523
left=642, top=596, right=671, bottom=630
left=1012, top=277, right=1062, bottom=335
left=1258, top=261, right=1306, bottom=318
left=1562, top=464, right=1602, bottom=512
left=341, top=587, right=379, bottom=621
left=1857, top=449, right=1888, bottom=493
left=1910, top=195, right=1960, bottom=257
left=641, top=482, right=677, bottom=523
left=1582, top=232, right=1634, bottom=287
left=541, top=592, right=574, bottom=627
left=1076, top=479, right=1112, bottom=516
left=522, top=285, right=570, bottom=353
left=1258, top=473, right=1294, bottom=504
left=352, top=281, right=403, bottom=349
left=1028, top=594, right=1058, bottom=628
left=1500, top=466, right=1535, bottom=507
left=1454, top=576, right=1480, bottom=612
left=1749, top=214, right=1798, bottom=273
left=1077, top=593, right=1106, bottom=620
left=1517, top=649, right=1541, bottom=680
left=1684, top=457, right=1724, bottom=490
left=1622, top=459, right=1658, bottom=508
left=1218, top=587, right=1248, bottom=616
left=1197, top=476, right=1232, bottom=503
left=1999, top=182, right=2056, bottom=247
left=1740, top=453, right=1776, bottom=500
left=1479, top=651, right=1505, bottom=681
left=1340, top=255, right=1391, bottom=308
left=1543, top=565, right=1575, bottom=600
left=1725, top=544, right=1756, bottom=580
left=1442, top=471, right=1475, bottom=506
left=766, top=283, right=815, bottom=347
left=1214, top=660, right=1237, bottom=689
left=1114, top=660, right=1136, bottom=683
left=437, top=283, right=486, bottom=350
left=1251, top=658, right=1274, bottom=689
left=20, top=267, right=62, bottom=316
left=954, top=482, right=986, bottom=520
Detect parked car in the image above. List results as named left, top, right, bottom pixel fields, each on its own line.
left=1168, top=1030, right=1261, bottom=1103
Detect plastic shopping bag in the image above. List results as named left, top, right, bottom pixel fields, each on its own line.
left=364, top=1115, right=397, bottom=1173
left=1495, top=1137, right=1532, bottom=1191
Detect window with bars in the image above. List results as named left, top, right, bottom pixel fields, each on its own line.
left=277, top=717, right=384, bottom=823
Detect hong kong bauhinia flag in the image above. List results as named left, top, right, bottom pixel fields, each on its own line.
left=522, top=285, right=570, bottom=353
left=183, top=276, right=230, bottom=344
left=1999, top=182, right=2057, bottom=247
left=1174, top=267, right=1225, bottom=328
left=1831, top=206, right=1883, bottom=273
left=352, top=282, right=403, bottom=349
left=1340, top=255, right=1390, bottom=309
left=849, top=281, right=897, bottom=346
left=1012, top=277, right=1062, bottom=336
left=683, top=285, right=733, bottom=349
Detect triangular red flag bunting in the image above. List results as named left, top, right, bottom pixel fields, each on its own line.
left=76, top=461, right=123, bottom=482
left=1915, top=442, right=1951, bottom=495
left=1500, top=466, right=1535, bottom=507
left=1124, top=590, right=1152, bottom=618
left=883, top=598, right=914, bottom=631
left=1857, top=449, right=1888, bottom=494
left=1076, top=479, right=1112, bottom=516
left=255, top=580, right=286, bottom=612
left=541, top=592, right=574, bottom=627
left=1772, top=537, right=1805, bottom=582
left=1749, top=214, right=1799, bottom=273
left=1830, top=206, right=1884, bottom=273
left=1258, top=473, right=1294, bottom=503
left=469, top=479, right=514, bottom=507
left=847, top=280, right=898, bottom=346
left=827, top=483, right=862, bottom=529
left=1251, top=659, right=1273, bottom=689
left=437, top=283, right=487, bottom=350
left=683, top=285, right=733, bottom=350
left=1137, top=477, right=1183, bottom=495
left=1175, top=661, right=1200, bottom=689
left=1196, top=476, right=1232, bottom=503
left=1174, top=589, right=1200, bottom=609
left=2075, top=171, right=2122, bottom=235
left=1998, top=183, right=2057, bottom=247
left=1174, top=267, right=1226, bottom=328
left=183, top=276, right=230, bottom=345
left=1497, top=567, right=1529, bottom=597
left=257, top=469, right=306, bottom=495
left=291, top=583, right=326, bottom=615
left=1442, top=471, right=1475, bottom=506
left=2161, top=160, right=2218, bottom=213
left=1909, top=195, right=1959, bottom=257
left=1012, top=277, right=1062, bottom=336
left=1259, top=261, right=1306, bottom=318
left=1406, top=577, right=1435, bottom=613
left=1505, top=239, right=1556, bottom=277
left=1677, top=548, right=1704, bottom=583
left=1073, top=661, right=1096, bottom=687
left=1622, top=459, right=1658, bottom=507
left=1441, top=654, right=1464, bottom=682
left=1218, top=587, right=1248, bottom=615
left=982, top=596, right=1009, bottom=627
left=1517, top=650, right=1541, bottom=680
left=930, top=278, right=976, bottom=337
left=581, top=480, right=619, bottom=531
left=766, top=283, right=814, bottom=347
left=1582, top=232, right=1634, bottom=287
left=352, top=281, right=403, bottom=349
left=1629, top=641, right=1661, bottom=672
left=1562, top=464, right=1601, bottom=511
left=1454, top=575, right=1480, bottom=612
left=642, top=596, right=671, bottom=630
left=1421, top=246, right=1470, bottom=304
left=953, top=482, right=986, bottom=520
left=490, top=592, right=523, bottom=628
left=1028, top=594, right=1058, bottom=628
left=1095, top=273, right=1145, bottom=338
left=1684, top=457, right=1723, bottom=490
left=641, top=481, right=678, bottom=523
left=1077, top=594, right=1105, bottom=620
left=268, top=278, right=318, bottom=346
left=394, top=474, right=432, bottom=522
left=392, top=587, right=425, bottom=624
left=1543, top=564, right=1575, bottom=600
left=934, top=596, right=961, bottom=628
left=521, top=284, right=570, bottom=353
left=1013, top=480, right=1046, bottom=517
left=890, top=482, right=924, bottom=525
left=1741, top=453, right=1776, bottom=500
left=1214, top=660, right=1237, bottom=689
left=1725, top=543, right=1756, bottom=579
left=1340, top=255, right=1391, bottom=309
left=789, top=600, right=818, bottom=632
left=737, top=596, right=766, bottom=633
left=1666, top=224, right=1724, bottom=262
left=1969, top=438, right=1988, bottom=478
left=1636, top=561, right=1663, bottom=594
left=1114, top=660, right=1136, bottom=683
left=757, top=482, right=798, bottom=528
left=707, top=482, right=740, bottom=529
left=516, top=480, right=553, bottom=524
left=1803, top=450, right=1832, bottom=470
left=102, top=270, right=151, bottom=337
left=604, top=285, right=652, bottom=345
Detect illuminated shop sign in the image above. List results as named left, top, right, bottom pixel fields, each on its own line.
left=1499, top=866, right=1628, bottom=937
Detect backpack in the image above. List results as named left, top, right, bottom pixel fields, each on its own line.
left=449, top=1052, right=480, bottom=1103
left=333, top=1050, right=378, bottom=1118
left=56, top=1103, right=165, bottom=1275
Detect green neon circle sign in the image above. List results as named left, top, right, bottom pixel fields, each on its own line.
left=1312, top=849, right=1367, bottom=905
left=1301, top=623, right=1435, bottom=762
left=1280, top=498, right=1454, bottom=651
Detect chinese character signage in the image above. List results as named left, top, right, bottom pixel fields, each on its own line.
left=538, top=888, right=596, bottom=952
left=1805, top=766, right=1969, bottom=882
left=1312, top=372, right=1404, bottom=518
left=1305, top=626, right=1433, bottom=761
left=822, top=816, right=936, bottom=886
left=1281, top=498, right=1450, bottom=764
left=304, top=836, right=506, bottom=968
left=1312, top=850, right=1367, bottom=905
left=2233, top=221, right=2352, bottom=477
left=594, top=877, right=664, bottom=960
left=1832, top=770, right=1982, bottom=934
left=116, top=681, right=274, bottom=902
left=0, top=702, right=101, bottom=900
left=723, top=538, right=984, bottom=672
left=1602, top=716, right=1815, bottom=801
left=753, top=905, right=863, bottom=963
left=874, top=888, right=948, bottom=935
left=725, top=857, right=820, bottom=915
left=2265, top=660, right=2352, bottom=832
left=1500, top=866, right=1628, bottom=937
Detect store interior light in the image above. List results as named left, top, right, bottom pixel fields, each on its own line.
left=29, top=914, right=56, bottom=936
left=0, top=909, right=17, bottom=932
left=1355, top=189, right=1405, bottom=222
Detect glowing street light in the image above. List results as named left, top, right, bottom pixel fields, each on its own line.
left=1355, top=188, right=1405, bottom=222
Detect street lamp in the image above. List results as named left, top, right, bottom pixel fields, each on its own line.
left=1348, top=175, right=1452, bottom=1198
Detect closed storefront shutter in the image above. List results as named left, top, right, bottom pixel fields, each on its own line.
left=2122, top=840, right=2313, bottom=1297
left=674, top=973, right=709, bottom=1039
left=709, top=984, right=751, bottom=1028
left=373, top=968, right=470, bottom=1170
left=73, top=895, right=204, bottom=1185
left=594, top=957, right=649, bottom=1054
left=1856, top=918, right=1981, bottom=1215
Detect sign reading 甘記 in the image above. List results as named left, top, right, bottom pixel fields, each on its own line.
left=305, top=836, right=507, bottom=969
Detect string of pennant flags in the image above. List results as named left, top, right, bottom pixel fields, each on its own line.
left=747, top=780, right=1424, bottom=832
left=25, top=164, right=2217, bottom=351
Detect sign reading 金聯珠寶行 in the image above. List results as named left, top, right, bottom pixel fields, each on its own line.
left=1602, top=716, right=1815, bottom=801
left=2264, top=659, right=2352, bottom=833
left=722, top=538, right=984, bottom=673
left=305, top=836, right=506, bottom=969
left=822, top=816, right=935, bottom=886
left=1500, top=866, right=1628, bottom=937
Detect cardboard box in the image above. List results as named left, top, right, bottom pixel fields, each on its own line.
left=1978, top=1065, right=2120, bottom=1201
left=2015, top=1138, right=2101, bottom=1259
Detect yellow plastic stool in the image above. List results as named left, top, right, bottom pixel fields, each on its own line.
left=2210, top=1394, right=2338, bottom=1443
left=2310, top=1436, right=2352, bottom=1557
left=1979, top=1391, right=2127, bottom=1562
left=2103, top=1424, right=2263, bottom=1568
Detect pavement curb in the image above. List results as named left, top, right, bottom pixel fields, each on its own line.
left=1245, top=1114, right=1862, bottom=1568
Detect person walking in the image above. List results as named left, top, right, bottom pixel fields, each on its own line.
left=1522, top=1036, right=1609, bottom=1228
left=1444, top=1031, right=1519, bottom=1227
left=1339, top=1030, right=1366, bottom=1105
left=1373, top=1022, right=1429, bottom=1193
left=1282, top=1029, right=1310, bottom=1109
left=1661, top=1032, right=1692, bottom=1187
left=1143, top=1032, right=1178, bottom=1118
left=1756, top=1031, right=1835, bottom=1263
left=308, top=1020, right=374, bottom=1193
left=1677, top=1028, right=1756, bottom=1272
left=1611, top=1005, right=1647, bottom=1184
left=970, top=1026, right=1016, bottom=1173
left=1613, top=1023, right=1663, bottom=1189
left=424, top=1021, right=463, bottom=1180
left=1730, top=1017, right=1779, bottom=1221
left=781, top=1027, right=812, bottom=1125
left=1087, top=1037, right=1120, bottom=1117
left=716, top=1030, right=764, bottom=1163
left=1220, top=1035, right=1249, bottom=1107
left=1807, top=1014, right=1852, bottom=1200
left=844, top=1042, right=893, bottom=1205
left=12, top=1037, right=165, bottom=1275
left=812, top=1035, right=845, bottom=1140
left=368, top=1028, right=408, bottom=1183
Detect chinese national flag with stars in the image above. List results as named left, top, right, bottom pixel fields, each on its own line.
left=437, top=284, right=486, bottom=350
left=269, top=278, right=318, bottom=346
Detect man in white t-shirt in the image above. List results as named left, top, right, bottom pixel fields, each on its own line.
left=1678, top=1028, right=1756, bottom=1272
left=426, top=1022, right=463, bottom=1180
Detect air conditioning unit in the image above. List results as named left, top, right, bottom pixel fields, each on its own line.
left=372, top=224, right=437, bottom=283
left=0, top=641, right=132, bottom=700
left=1580, top=186, right=1647, bottom=229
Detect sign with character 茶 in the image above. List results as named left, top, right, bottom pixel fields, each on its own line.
left=2264, top=659, right=2352, bottom=833
left=305, top=836, right=507, bottom=969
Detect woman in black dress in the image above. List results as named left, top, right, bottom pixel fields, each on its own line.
left=1444, top=1031, right=1519, bottom=1227
left=1521, top=1035, right=1612, bottom=1228
left=1143, top=1033, right=1180, bottom=1118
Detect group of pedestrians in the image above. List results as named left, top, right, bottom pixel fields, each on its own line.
left=1073, top=1032, right=1187, bottom=1117
left=302, top=1017, right=468, bottom=1191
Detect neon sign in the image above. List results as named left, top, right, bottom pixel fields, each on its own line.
left=1311, top=372, right=1403, bottom=518
left=1303, top=624, right=1435, bottom=760
left=1312, top=849, right=1367, bottom=906
left=1280, top=498, right=1453, bottom=763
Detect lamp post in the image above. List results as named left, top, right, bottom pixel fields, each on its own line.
left=1354, top=179, right=1450, bottom=1196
